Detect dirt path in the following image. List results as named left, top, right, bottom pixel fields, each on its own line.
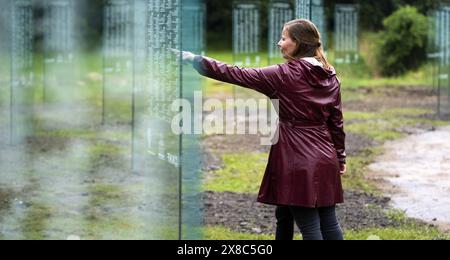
left=369, top=126, right=450, bottom=233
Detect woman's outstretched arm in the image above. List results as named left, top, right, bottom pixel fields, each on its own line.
left=173, top=49, right=282, bottom=97
left=192, top=55, right=282, bottom=97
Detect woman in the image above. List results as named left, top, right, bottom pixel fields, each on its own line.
left=179, top=19, right=347, bottom=240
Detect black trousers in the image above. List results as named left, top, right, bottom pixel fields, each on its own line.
left=275, top=205, right=344, bottom=240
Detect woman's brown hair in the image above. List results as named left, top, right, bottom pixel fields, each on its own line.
left=284, top=19, right=331, bottom=69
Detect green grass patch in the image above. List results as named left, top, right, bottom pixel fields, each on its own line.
left=82, top=217, right=179, bottom=240
left=204, top=226, right=274, bottom=240
left=203, top=149, right=383, bottom=204
left=19, top=202, right=53, bottom=240
left=204, top=153, right=268, bottom=194
left=346, top=122, right=404, bottom=142
left=35, top=129, right=99, bottom=139
left=344, top=225, right=448, bottom=240
left=352, top=204, right=448, bottom=240
left=333, top=57, right=434, bottom=91
left=204, top=224, right=448, bottom=240
left=86, top=184, right=128, bottom=210
left=342, top=154, right=379, bottom=194
left=345, top=108, right=433, bottom=121
left=345, top=108, right=450, bottom=142
left=35, top=128, right=131, bottom=142
left=204, top=78, right=234, bottom=97
left=88, top=142, right=127, bottom=156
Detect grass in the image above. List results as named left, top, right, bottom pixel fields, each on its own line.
left=19, top=202, right=53, bottom=240
left=35, top=128, right=131, bottom=142
left=345, top=208, right=449, bottom=240
left=85, top=184, right=128, bottom=209
left=342, top=154, right=380, bottom=193
left=2, top=179, right=179, bottom=239
left=205, top=209, right=449, bottom=241
left=345, top=108, right=433, bottom=121
left=345, top=108, right=450, bottom=142
left=204, top=226, right=274, bottom=240
left=204, top=151, right=380, bottom=195
left=204, top=224, right=447, bottom=240
left=347, top=122, right=404, bottom=142
left=12, top=209, right=179, bottom=240
left=204, top=153, right=268, bottom=194
left=88, top=141, right=127, bottom=157
left=344, top=226, right=448, bottom=240
left=340, top=70, right=435, bottom=90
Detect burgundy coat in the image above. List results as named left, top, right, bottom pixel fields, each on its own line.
left=194, top=56, right=346, bottom=208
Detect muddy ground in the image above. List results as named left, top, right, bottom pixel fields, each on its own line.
left=203, top=190, right=397, bottom=235
left=202, top=86, right=443, bottom=235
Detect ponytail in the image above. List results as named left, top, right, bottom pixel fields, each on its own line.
left=315, top=44, right=331, bottom=70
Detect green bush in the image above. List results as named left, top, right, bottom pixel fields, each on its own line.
left=376, top=6, right=429, bottom=76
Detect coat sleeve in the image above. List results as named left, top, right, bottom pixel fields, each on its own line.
left=327, top=90, right=347, bottom=164
left=193, top=56, right=280, bottom=97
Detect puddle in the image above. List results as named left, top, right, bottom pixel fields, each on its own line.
left=369, top=126, right=450, bottom=226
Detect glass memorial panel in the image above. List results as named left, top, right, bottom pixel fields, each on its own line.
left=295, top=0, right=326, bottom=49
left=334, top=4, right=359, bottom=64
left=0, top=0, right=206, bottom=240
left=434, top=5, right=450, bottom=117
left=0, top=0, right=34, bottom=148
left=232, top=0, right=261, bottom=67
left=180, top=0, right=205, bottom=240
left=102, top=0, right=133, bottom=124
left=140, top=0, right=182, bottom=239
left=268, top=0, right=293, bottom=64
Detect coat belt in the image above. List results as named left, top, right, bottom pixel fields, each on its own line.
left=279, top=118, right=326, bottom=128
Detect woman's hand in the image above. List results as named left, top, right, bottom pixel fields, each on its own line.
left=340, top=164, right=347, bottom=175
left=170, top=48, right=196, bottom=63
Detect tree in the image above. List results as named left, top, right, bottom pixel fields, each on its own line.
left=376, top=6, right=429, bottom=76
